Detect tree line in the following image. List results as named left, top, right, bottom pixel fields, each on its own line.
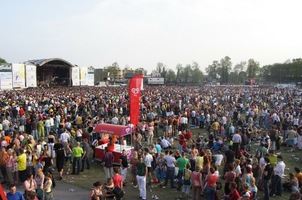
left=1, top=57, right=302, bottom=84
left=154, top=57, right=302, bottom=84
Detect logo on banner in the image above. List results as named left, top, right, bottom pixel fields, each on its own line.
left=131, top=88, right=139, bottom=95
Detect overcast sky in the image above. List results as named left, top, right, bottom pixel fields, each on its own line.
left=1, top=0, right=302, bottom=73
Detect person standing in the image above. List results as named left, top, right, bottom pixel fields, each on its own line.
left=144, top=148, right=153, bottom=185
left=263, top=157, right=273, bottom=200
left=112, top=167, right=123, bottom=189
left=270, top=155, right=285, bottom=197
left=55, top=142, right=65, bottom=180
left=163, top=150, right=176, bottom=189
left=191, top=165, right=203, bottom=200
left=72, top=142, right=83, bottom=175
left=204, top=167, right=219, bottom=200
left=44, top=172, right=53, bottom=200
left=17, top=148, right=27, bottom=183
left=176, top=152, right=189, bottom=191
left=119, top=149, right=128, bottom=186
left=81, top=138, right=90, bottom=172
left=232, top=130, right=242, bottom=158
left=102, top=147, right=114, bottom=180
left=136, top=156, right=147, bottom=200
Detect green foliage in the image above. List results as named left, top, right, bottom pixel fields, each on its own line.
left=0, top=58, right=7, bottom=64
left=155, top=62, right=204, bottom=83
left=261, top=58, right=302, bottom=83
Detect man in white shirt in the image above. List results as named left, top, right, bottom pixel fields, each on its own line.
left=112, top=115, right=119, bottom=124
left=213, top=151, right=224, bottom=166
left=232, top=131, right=242, bottom=158
left=144, top=148, right=153, bottom=185
left=160, top=137, right=171, bottom=149
left=60, top=129, right=71, bottom=147
left=270, top=155, right=286, bottom=197
left=163, top=150, right=176, bottom=189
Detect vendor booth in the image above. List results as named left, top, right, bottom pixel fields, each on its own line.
left=94, top=123, right=134, bottom=165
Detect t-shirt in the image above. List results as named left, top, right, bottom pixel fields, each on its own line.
left=6, top=191, right=25, bottom=200
left=17, top=153, right=26, bottom=171
left=179, top=134, right=185, bottom=145
left=136, top=162, right=146, bottom=176
left=228, top=189, right=240, bottom=200
left=263, top=163, right=273, bottom=180
left=113, top=174, right=123, bottom=188
left=72, top=146, right=83, bottom=158
left=177, top=157, right=189, bottom=171
left=119, top=155, right=128, bottom=168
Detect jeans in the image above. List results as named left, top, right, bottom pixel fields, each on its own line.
left=72, top=157, right=81, bottom=174
left=177, top=169, right=184, bottom=191
left=81, top=156, right=90, bottom=170
left=164, top=167, right=175, bottom=188
left=205, top=185, right=216, bottom=200
left=270, top=175, right=282, bottom=196
left=263, top=179, right=270, bottom=200
left=32, top=129, right=39, bottom=140
left=156, top=168, right=165, bottom=182
left=45, top=126, right=51, bottom=136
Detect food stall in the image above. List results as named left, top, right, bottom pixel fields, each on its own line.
left=94, top=123, right=134, bottom=165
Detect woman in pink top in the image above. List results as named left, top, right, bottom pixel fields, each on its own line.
left=6, top=149, right=15, bottom=185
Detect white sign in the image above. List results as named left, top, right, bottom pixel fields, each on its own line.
left=25, top=64, right=37, bottom=87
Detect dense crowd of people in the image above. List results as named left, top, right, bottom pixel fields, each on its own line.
left=0, top=85, right=301, bottom=200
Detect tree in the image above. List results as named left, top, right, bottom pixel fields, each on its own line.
left=220, top=56, right=232, bottom=84
left=233, top=61, right=247, bottom=73
left=165, top=69, right=176, bottom=83
left=103, top=62, right=120, bottom=81
left=205, top=60, right=220, bottom=82
left=191, top=62, right=204, bottom=83
left=175, top=64, right=183, bottom=82
left=246, top=59, right=260, bottom=80
left=0, top=58, right=7, bottom=65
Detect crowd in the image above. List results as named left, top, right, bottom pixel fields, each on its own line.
left=0, top=86, right=301, bottom=200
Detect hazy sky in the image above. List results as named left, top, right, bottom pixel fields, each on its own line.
left=1, top=0, right=302, bottom=73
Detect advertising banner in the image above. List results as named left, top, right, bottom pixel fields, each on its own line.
left=80, top=67, right=87, bottom=86
left=25, top=64, right=37, bottom=87
left=129, top=74, right=143, bottom=127
left=12, top=64, right=26, bottom=88
left=0, top=64, right=13, bottom=90
left=72, top=67, right=80, bottom=86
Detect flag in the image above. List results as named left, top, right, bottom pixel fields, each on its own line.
left=129, top=74, right=143, bottom=127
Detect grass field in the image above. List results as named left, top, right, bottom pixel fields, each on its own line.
left=56, top=127, right=301, bottom=200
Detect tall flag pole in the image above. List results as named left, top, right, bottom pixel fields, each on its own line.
left=129, top=74, right=143, bottom=129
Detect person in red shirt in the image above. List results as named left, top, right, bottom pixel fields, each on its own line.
left=185, top=129, right=193, bottom=144
left=223, top=182, right=240, bottom=200
left=178, top=131, right=186, bottom=153
left=107, top=139, right=115, bottom=152
left=112, top=167, right=123, bottom=189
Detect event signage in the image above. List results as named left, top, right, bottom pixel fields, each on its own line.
left=129, top=74, right=143, bottom=127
